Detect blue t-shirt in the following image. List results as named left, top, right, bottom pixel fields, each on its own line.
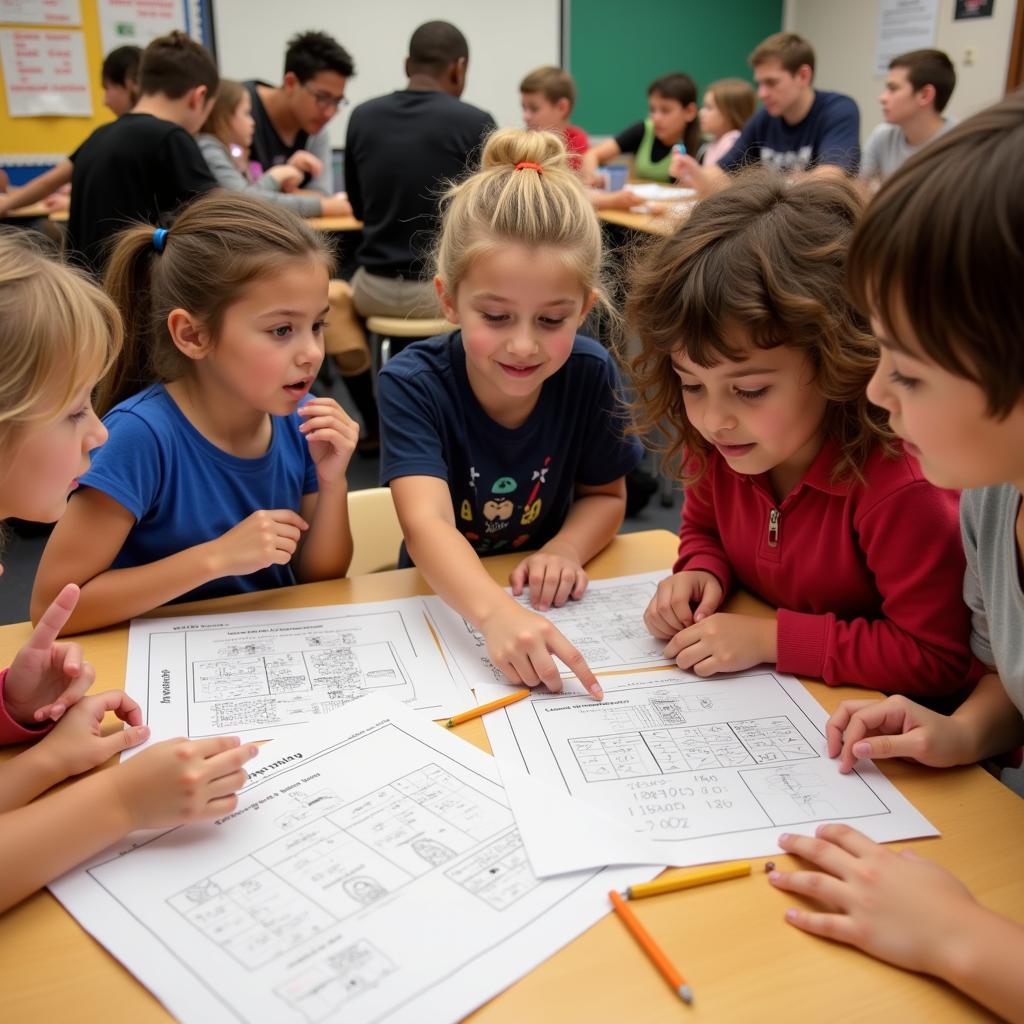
left=80, top=383, right=319, bottom=602
left=718, top=90, right=860, bottom=174
left=378, top=331, right=644, bottom=565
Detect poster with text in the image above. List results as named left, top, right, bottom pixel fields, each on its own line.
left=97, top=0, right=185, bottom=55
left=0, top=28, right=92, bottom=117
left=0, top=0, right=80, bottom=26
left=875, top=0, right=939, bottom=75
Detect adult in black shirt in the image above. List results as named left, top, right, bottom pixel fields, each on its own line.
left=344, top=20, right=496, bottom=318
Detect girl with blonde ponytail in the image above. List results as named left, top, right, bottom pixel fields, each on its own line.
left=379, top=128, right=642, bottom=700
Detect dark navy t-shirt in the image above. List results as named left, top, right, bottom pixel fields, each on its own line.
left=378, top=332, right=643, bottom=564
left=718, top=90, right=860, bottom=174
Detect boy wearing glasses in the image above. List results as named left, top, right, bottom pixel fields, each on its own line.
left=244, top=30, right=354, bottom=196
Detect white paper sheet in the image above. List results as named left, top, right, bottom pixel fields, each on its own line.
left=424, top=570, right=674, bottom=690
left=627, top=183, right=697, bottom=202
left=124, top=598, right=471, bottom=749
left=478, top=669, right=938, bottom=875
left=0, top=28, right=91, bottom=117
left=97, top=0, right=186, bottom=54
left=49, top=695, right=659, bottom=1024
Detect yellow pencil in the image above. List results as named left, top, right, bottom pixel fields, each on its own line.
left=622, top=861, right=751, bottom=900
left=444, top=689, right=530, bottom=728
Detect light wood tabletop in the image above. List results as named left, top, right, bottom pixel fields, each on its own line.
left=307, top=213, right=363, bottom=232
left=0, top=530, right=1017, bottom=1022
left=3, top=201, right=53, bottom=220
left=596, top=207, right=680, bottom=236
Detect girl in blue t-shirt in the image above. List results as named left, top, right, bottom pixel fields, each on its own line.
left=378, top=127, right=643, bottom=700
left=33, top=192, right=358, bottom=633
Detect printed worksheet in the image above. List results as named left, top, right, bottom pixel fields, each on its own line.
left=49, top=695, right=658, bottom=1024
left=476, top=669, right=937, bottom=876
left=125, top=598, right=471, bottom=747
left=424, top=570, right=673, bottom=689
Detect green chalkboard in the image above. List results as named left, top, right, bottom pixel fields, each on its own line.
left=568, top=0, right=783, bottom=136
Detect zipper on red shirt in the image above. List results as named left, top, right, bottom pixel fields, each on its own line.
left=767, top=508, right=781, bottom=548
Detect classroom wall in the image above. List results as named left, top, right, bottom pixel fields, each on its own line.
left=568, top=0, right=784, bottom=136
left=785, top=0, right=1017, bottom=135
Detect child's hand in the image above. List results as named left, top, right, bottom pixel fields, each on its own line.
left=209, top=509, right=309, bottom=577
left=509, top=551, right=588, bottom=612
left=671, top=152, right=708, bottom=192
left=267, top=164, right=304, bottom=191
left=6, top=583, right=95, bottom=725
left=826, top=695, right=974, bottom=775
left=320, top=194, right=353, bottom=217
left=769, top=824, right=980, bottom=977
left=663, top=612, right=776, bottom=676
left=286, top=150, right=324, bottom=178
left=298, top=398, right=359, bottom=488
left=35, top=690, right=150, bottom=778
left=482, top=603, right=603, bottom=700
left=644, top=570, right=724, bottom=639
left=111, top=735, right=259, bottom=831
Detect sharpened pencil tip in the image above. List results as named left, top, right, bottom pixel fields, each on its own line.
left=678, top=985, right=694, bottom=1004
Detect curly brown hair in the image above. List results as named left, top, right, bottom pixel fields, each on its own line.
left=626, top=170, right=893, bottom=486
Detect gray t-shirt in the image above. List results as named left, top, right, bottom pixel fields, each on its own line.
left=861, top=117, right=956, bottom=180
left=961, top=484, right=1024, bottom=715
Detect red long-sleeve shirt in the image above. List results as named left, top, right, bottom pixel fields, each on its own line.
left=674, top=440, right=974, bottom=695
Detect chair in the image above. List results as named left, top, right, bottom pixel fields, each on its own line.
left=365, top=316, right=450, bottom=371
left=346, top=486, right=405, bottom=576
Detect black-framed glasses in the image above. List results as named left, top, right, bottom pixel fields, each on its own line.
left=302, top=83, right=349, bottom=112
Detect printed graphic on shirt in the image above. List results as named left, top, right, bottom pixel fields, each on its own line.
left=460, top=457, right=553, bottom=555
left=761, top=145, right=813, bottom=171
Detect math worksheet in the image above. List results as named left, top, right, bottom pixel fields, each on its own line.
left=476, top=669, right=937, bottom=876
left=425, top=570, right=673, bottom=688
left=124, top=599, right=470, bottom=747
left=49, top=695, right=655, bottom=1024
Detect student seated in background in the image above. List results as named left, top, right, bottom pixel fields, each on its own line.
left=673, top=33, right=859, bottom=195
left=861, top=49, right=956, bottom=186
left=244, top=31, right=353, bottom=200
left=769, top=91, right=1024, bottom=1023
left=581, top=72, right=700, bottom=185
left=699, top=77, right=756, bottom=166
left=344, top=20, right=495, bottom=320
left=64, top=31, right=218, bottom=276
left=520, top=65, right=588, bottom=169
left=0, top=44, right=143, bottom=218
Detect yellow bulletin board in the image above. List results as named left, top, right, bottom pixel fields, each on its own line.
left=0, top=1, right=115, bottom=163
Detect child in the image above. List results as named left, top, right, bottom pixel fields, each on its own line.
left=0, top=231, right=256, bottom=912
left=767, top=91, right=1024, bottom=1021
left=32, top=192, right=358, bottom=634
left=520, top=65, right=589, bottom=169
left=378, top=128, right=644, bottom=699
left=861, top=49, right=957, bottom=185
left=629, top=171, right=973, bottom=696
left=699, top=78, right=756, bottom=167
left=101, top=44, right=142, bottom=116
left=582, top=72, right=700, bottom=184
left=66, top=31, right=218, bottom=276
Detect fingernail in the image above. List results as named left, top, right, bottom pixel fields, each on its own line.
left=248, top=745, right=259, bottom=757
left=852, top=742, right=870, bottom=757
left=779, top=833, right=791, bottom=843
left=785, top=908, right=799, bottom=922
left=768, top=871, right=781, bottom=882
left=590, top=683, right=604, bottom=700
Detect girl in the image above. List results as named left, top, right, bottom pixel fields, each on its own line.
left=197, top=79, right=353, bottom=218
left=33, top=192, right=358, bottom=634
left=0, top=231, right=256, bottom=912
left=582, top=72, right=700, bottom=184
left=378, top=128, right=644, bottom=699
left=699, top=78, right=756, bottom=167
left=629, top=172, right=974, bottom=697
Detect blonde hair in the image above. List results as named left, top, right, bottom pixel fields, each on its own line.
left=201, top=78, right=246, bottom=144
left=0, top=230, right=121, bottom=458
left=706, top=78, right=756, bottom=133
left=435, top=128, right=605, bottom=307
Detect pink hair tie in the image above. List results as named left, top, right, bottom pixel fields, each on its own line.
left=514, top=161, right=543, bottom=174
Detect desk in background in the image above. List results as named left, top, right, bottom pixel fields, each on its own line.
left=0, top=530, right=1016, bottom=1022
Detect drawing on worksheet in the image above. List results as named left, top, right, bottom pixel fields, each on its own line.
left=49, top=696, right=656, bottom=1024
left=424, top=570, right=672, bottom=687
left=124, top=598, right=472, bottom=748
left=477, top=668, right=938, bottom=873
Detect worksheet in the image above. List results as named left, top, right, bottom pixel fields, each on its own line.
left=49, top=695, right=657, bottom=1024
left=424, top=570, right=673, bottom=689
left=477, top=669, right=938, bottom=876
left=124, top=599, right=471, bottom=747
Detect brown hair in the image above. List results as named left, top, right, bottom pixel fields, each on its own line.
left=749, top=32, right=815, bottom=76
left=648, top=72, right=701, bottom=157
left=889, top=48, right=956, bottom=114
left=0, top=230, right=120, bottom=460
left=848, top=89, right=1024, bottom=418
left=706, top=77, right=756, bottom=133
left=201, top=78, right=246, bottom=144
left=99, top=192, right=334, bottom=414
left=520, top=65, right=576, bottom=109
left=627, top=170, right=891, bottom=485
left=139, top=30, right=218, bottom=100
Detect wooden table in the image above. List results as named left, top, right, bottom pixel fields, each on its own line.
left=3, top=201, right=53, bottom=220
left=307, top=213, right=363, bottom=232
left=0, top=530, right=1017, bottom=1022
left=597, top=207, right=679, bottom=236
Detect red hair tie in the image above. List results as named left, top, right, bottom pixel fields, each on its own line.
left=514, top=161, right=544, bottom=174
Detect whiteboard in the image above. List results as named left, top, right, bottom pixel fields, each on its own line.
left=212, top=0, right=561, bottom=149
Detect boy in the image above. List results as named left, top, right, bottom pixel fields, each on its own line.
left=66, top=31, right=217, bottom=276
left=520, top=65, right=589, bottom=168
left=101, top=44, right=142, bottom=116
left=673, top=32, right=859, bottom=195
left=768, top=91, right=1024, bottom=1021
left=861, top=49, right=957, bottom=183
